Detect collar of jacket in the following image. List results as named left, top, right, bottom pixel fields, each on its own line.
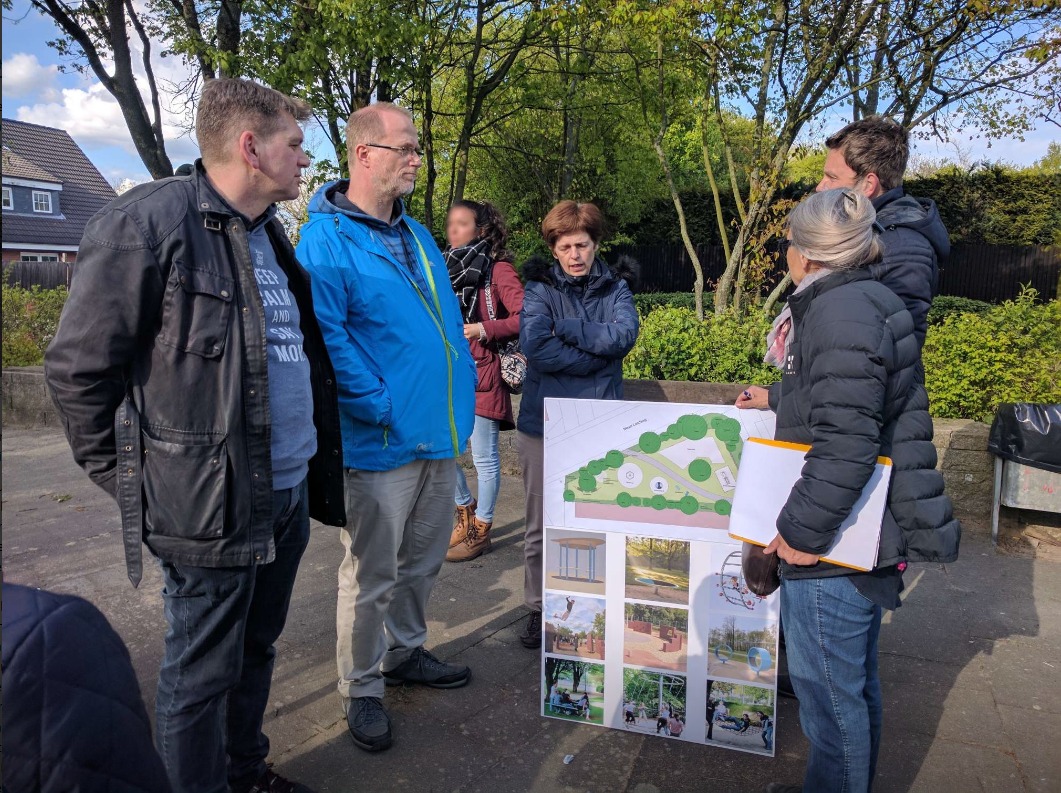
left=550, top=258, right=615, bottom=292
left=191, top=159, right=278, bottom=231
left=788, top=268, right=872, bottom=322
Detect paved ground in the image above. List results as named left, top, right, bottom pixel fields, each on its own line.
left=3, top=427, right=1059, bottom=792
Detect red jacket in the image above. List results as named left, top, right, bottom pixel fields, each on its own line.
left=468, top=261, right=524, bottom=428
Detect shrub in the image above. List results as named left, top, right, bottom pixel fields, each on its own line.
left=923, top=289, right=1061, bottom=423
left=624, top=307, right=781, bottom=385
left=927, top=295, right=993, bottom=325
left=2, top=283, right=68, bottom=367
left=633, top=292, right=710, bottom=314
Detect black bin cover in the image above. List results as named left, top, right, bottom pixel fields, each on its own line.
left=987, top=403, right=1061, bottom=474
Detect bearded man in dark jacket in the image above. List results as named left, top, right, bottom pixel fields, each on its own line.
left=817, top=116, right=950, bottom=350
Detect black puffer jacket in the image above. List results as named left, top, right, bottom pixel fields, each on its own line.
left=517, top=256, right=640, bottom=437
left=767, top=270, right=960, bottom=580
left=871, top=187, right=951, bottom=349
left=1, top=583, right=172, bottom=793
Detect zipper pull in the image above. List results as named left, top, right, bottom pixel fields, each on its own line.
left=382, top=426, right=390, bottom=449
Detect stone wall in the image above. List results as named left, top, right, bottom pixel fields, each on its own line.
left=2, top=369, right=1001, bottom=536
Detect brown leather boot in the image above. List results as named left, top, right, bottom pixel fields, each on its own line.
left=449, top=499, right=476, bottom=548
left=446, top=516, right=492, bottom=562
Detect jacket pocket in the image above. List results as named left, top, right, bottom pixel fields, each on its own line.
left=157, top=262, right=234, bottom=358
left=142, top=432, right=227, bottom=540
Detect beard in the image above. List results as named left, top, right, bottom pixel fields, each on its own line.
left=376, top=170, right=417, bottom=201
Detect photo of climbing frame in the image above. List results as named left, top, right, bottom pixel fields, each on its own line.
left=541, top=399, right=780, bottom=756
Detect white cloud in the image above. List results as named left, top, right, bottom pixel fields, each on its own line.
left=2, top=52, right=60, bottom=101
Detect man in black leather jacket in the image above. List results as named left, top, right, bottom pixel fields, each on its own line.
left=817, top=116, right=950, bottom=350
left=44, top=78, right=345, bottom=793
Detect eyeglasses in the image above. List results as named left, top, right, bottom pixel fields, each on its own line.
left=366, top=143, right=424, bottom=158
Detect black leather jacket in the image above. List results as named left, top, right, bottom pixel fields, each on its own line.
left=45, top=163, right=346, bottom=585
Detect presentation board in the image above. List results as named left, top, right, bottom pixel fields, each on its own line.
left=540, top=398, right=781, bottom=756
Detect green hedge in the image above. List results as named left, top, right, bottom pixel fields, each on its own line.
left=923, top=289, right=1061, bottom=423
left=633, top=292, right=712, bottom=314
left=926, top=296, right=993, bottom=325
left=2, top=283, right=68, bottom=367
left=623, top=307, right=781, bottom=385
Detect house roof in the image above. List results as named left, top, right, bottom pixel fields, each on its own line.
left=2, top=147, right=59, bottom=183
left=2, top=118, right=117, bottom=248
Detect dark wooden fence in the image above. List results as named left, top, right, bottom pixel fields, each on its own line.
left=611, top=242, right=1060, bottom=302
left=4, top=261, right=73, bottom=290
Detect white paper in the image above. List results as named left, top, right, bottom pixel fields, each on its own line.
left=727, top=438, right=891, bottom=571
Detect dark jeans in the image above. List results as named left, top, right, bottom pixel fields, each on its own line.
left=155, top=479, right=310, bottom=793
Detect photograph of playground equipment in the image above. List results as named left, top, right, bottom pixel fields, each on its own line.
left=625, top=536, right=690, bottom=605
left=706, top=614, right=778, bottom=684
left=543, top=594, right=607, bottom=661
left=543, top=657, right=606, bottom=725
left=622, top=603, right=689, bottom=672
left=620, top=668, right=688, bottom=739
left=706, top=679, right=776, bottom=755
left=544, top=529, right=607, bottom=595
left=708, top=546, right=775, bottom=617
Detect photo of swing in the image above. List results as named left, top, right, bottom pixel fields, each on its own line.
left=706, top=614, right=778, bottom=684
left=544, top=528, right=607, bottom=596
left=622, top=603, right=688, bottom=672
left=620, top=668, right=687, bottom=739
left=705, top=679, right=776, bottom=756
left=543, top=594, right=607, bottom=661
left=543, top=657, right=605, bottom=725
left=625, top=537, right=690, bottom=605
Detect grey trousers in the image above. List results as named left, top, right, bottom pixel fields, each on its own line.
left=517, top=431, right=544, bottom=612
left=336, top=459, right=455, bottom=699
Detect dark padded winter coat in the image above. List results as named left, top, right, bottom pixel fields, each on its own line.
left=767, top=269, right=960, bottom=579
left=516, top=256, right=639, bottom=437
left=1, top=583, right=172, bottom=793
left=871, top=187, right=951, bottom=349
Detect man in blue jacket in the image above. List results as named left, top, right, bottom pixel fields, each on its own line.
left=296, top=102, right=476, bottom=754
left=817, top=116, right=951, bottom=350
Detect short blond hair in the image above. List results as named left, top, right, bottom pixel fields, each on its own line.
left=345, top=103, right=415, bottom=163
left=196, top=78, right=311, bottom=165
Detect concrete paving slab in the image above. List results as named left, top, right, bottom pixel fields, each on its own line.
left=4, top=428, right=1061, bottom=792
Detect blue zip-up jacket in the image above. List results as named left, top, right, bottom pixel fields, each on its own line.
left=296, top=181, right=475, bottom=471
left=517, top=255, right=640, bottom=437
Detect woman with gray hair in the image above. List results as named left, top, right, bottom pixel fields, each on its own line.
left=737, top=188, right=959, bottom=793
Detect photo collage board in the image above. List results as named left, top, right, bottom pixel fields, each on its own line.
left=540, top=398, right=781, bottom=756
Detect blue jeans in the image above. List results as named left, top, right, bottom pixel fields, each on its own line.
left=155, top=479, right=310, bottom=793
left=782, top=575, right=883, bottom=793
left=454, top=415, right=501, bottom=522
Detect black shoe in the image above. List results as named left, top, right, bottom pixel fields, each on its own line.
left=763, top=785, right=802, bottom=793
left=239, top=765, right=299, bottom=793
left=777, top=672, right=798, bottom=700
left=383, top=646, right=471, bottom=688
left=343, top=696, right=393, bottom=752
left=520, top=610, right=543, bottom=649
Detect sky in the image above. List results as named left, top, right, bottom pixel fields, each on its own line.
left=3, top=2, right=1057, bottom=188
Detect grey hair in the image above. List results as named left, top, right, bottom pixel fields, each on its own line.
left=788, top=188, right=883, bottom=271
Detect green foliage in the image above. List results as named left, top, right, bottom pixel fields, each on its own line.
left=906, top=168, right=1061, bottom=247
left=634, top=291, right=713, bottom=314
left=623, top=307, right=781, bottom=385
left=922, top=289, right=1061, bottom=423
left=2, top=283, right=68, bottom=367
left=927, top=296, right=993, bottom=325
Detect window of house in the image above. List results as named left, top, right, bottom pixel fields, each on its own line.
left=1, top=186, right=12, bottom=210
left=20, top=253, right=60, bottom=262
left=32, top=190, right=52, bottom=213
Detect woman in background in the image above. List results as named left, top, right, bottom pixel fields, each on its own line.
left=515, top=200, right=639, bottom=649
left=445, top=200, right=524, bottom=562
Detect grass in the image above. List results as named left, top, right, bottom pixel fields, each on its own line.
left=624, top=560, right=690, bottom=590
